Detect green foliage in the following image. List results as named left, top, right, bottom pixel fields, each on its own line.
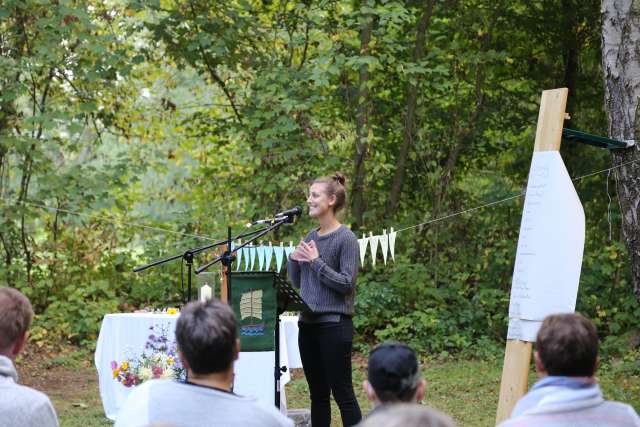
left=0, top=0, right=638, bottom=356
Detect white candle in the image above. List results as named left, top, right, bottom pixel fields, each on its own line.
left=200, top=285, right=212, bottom=302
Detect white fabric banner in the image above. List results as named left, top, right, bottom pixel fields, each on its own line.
left=507, top=151, right=585, bottom=341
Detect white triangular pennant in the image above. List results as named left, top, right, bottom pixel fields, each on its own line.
left=369, top=232, right=379, bottom=268
left=265, top=242, right=274, bottom=271
left=257, top=243, right=265, bottom=271
left=242, top=247, right=250, bottom=271
left=358, top=234, right=369, bottom=267
left=249, top=246, right=257, bottom=271
left=389, top=227, right=397, bottom=262
left=380, top=229, right=389, bottom=265
left=285, top=241, right=295, bottom=258
left=274, top=242, right=285, bottom=273
left=235, top=240, right=243, bottom=271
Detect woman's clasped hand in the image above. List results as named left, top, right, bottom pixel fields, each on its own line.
left=290, top=240, right=319, bottom=262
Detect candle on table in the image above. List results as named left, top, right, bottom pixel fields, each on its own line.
left=200, top=285, right=212, bottom=302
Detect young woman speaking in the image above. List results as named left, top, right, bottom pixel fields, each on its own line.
left=287, top=172, right=362, bottom=427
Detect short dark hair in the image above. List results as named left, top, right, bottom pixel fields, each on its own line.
left=368, top=342, right=420, bottom=403
left=536, top=313, right=599, bottom=377
left=175, top=300, right=238, bottom=375
left=0, top=287, right=34, bottom=350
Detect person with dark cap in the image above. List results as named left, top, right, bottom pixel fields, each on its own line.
left=362, top=342, right=427, bottom=418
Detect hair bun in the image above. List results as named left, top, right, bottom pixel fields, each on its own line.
left=333, top=172, right=346, bottom=186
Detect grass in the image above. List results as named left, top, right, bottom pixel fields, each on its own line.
left=281, top=355, right=640, bottom=427
left=285, top=357, right=523, bottom=426
left=53, top=396, right=112, bottom=427
left=18, top=351, right=639, bottom=427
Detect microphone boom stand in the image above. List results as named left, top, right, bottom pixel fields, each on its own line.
left=195, top=217, right=292, bottom=304
left=133, top=221, right=286, bottom=303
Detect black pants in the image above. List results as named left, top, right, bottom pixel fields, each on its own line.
left=298, top=317, right=362, bottom=427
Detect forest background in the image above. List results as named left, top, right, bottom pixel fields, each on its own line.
left=1, top=0, right=639, bottom=366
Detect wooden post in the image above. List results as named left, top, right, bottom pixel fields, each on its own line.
left=495, top=88, right=568, bottom=425
left=221, top=255, right=229, bottom=303
left=495, top=340, right=533, bottom=423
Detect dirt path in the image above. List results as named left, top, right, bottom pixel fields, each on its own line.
left=17, top=346, right=95, bottom=397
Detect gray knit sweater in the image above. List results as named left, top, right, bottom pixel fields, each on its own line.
left=287, top=225, right=359, bottom=319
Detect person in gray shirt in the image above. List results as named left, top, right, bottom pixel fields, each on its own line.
left=288, top=172, right=362, bottom=427
left=0, top=287, right=59, bottom=427
left=115, top=299, right=293, bottom=427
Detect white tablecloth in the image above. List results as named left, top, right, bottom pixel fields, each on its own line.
left=94, top=313, right=301, bottom=420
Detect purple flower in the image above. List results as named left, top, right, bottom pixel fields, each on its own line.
left=111, top=361, right=117, bottom=370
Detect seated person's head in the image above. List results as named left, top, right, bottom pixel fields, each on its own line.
left=0, top=287, right=34, bottom=360
left=535, top=313, right=599, bottom=378
left=364, top=342, right=426, bottom=405
left=360, top=403, right=455, bottom=427
left=175, top=299, right=239, bottom=376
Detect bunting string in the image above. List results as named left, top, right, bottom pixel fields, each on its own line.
left=1, top=155, right=638, bottom=271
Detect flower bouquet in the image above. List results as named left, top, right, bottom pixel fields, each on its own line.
left=111, top=324, right=185, bottom=387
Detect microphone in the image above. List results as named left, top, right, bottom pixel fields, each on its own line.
left=245, top=206, right=302, bottom=228
left=245, top=218, right=285, bottom=227
left=275, top=206, right=303, bottom=218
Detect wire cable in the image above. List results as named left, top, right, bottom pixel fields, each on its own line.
left=395, top=156, right=640, bottom=234
left=1, top=155, right=638, bottom=239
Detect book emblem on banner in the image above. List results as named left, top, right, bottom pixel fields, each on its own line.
left=239, top=289, right=265, bottom=336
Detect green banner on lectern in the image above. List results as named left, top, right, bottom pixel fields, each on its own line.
left=230, top=272, right=276, bottom=352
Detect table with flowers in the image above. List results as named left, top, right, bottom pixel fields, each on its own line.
left=94, top=312, right=301, bottom=421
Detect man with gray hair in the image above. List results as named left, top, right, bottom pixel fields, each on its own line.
left=362, top=342, right=427, bottom=418
left=0, top=287, right=59, bottom=427
left=360, top=404, right=455, bottom=427
left=115, top=299, right=293, bottom=427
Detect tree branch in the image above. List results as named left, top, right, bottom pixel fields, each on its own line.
left=297, top=21, right=310, bottom=71
left=387, top=0, right=435, bottom=216
left=187, top=1, right=243, bottom=124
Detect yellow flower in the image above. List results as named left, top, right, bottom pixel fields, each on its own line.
left=167, top=356, right=174, bottom=366
left=121, top=361, right=129, bottom=371
left=112, top=367, right=120, bottom=379
left=167, top=308, right=178, bottom=315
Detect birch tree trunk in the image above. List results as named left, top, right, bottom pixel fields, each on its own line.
left=602, top=0, right=640, bottom=301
